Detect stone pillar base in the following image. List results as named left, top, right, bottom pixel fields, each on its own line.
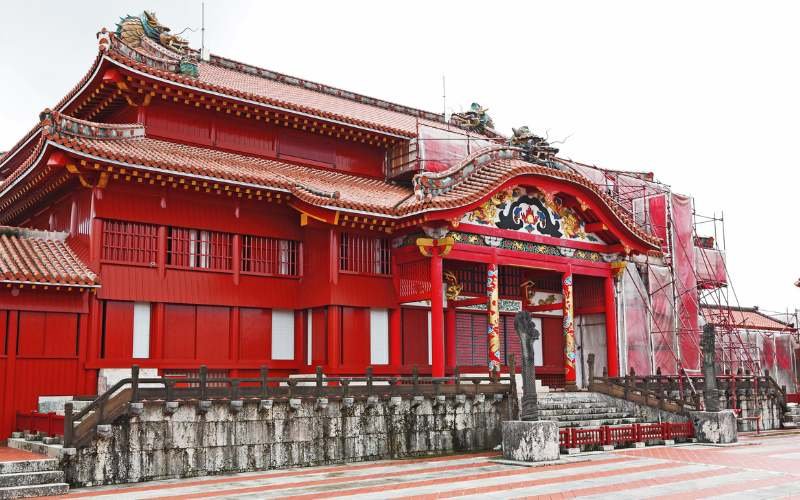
left=689, top=410, right=738, bottom=444
left=501, top=420, right=560, bottom=462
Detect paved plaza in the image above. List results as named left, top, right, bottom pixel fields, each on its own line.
left=50, top=431, right=800, bottom=499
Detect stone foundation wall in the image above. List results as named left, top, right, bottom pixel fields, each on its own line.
left=723, top=393, right=783, bottom=431
left=64, top=395, right=510, bottom=487
left=589, top=393, right=690, bottom=423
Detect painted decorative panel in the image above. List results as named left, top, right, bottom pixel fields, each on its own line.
left=461, top=186, right=604, bottom=244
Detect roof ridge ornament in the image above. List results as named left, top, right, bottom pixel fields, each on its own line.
left=111, top=11, right=199, bottom=77
left=39, top=109, right=145, bottom=140
left=509, top=126, right=560, bottom=165
left=450, top=103, right=495, bottom=134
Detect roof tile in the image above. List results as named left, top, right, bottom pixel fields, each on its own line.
left=0, top=227, right=98, bottom=287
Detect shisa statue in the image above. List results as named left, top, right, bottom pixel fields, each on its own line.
left=514, top=311, right=540, bottom=420
left=701, top=323, right=720, bottom=411
left=451, top=103, right=495, bottom=134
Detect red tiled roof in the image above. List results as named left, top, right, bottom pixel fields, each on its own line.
left=47, top=129, right=414, bottom=215
left=701, top=305, right=795, bottom=332
left=104, top=42, right=442, bottom=138
left=0, top=113, right=660, bottom=253
left=0, top=227, right=99, bottom=287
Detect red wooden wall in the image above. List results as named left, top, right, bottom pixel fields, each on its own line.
left=0, top=289, right=91, bottom=440
left=138, top=101, right=386, bottom=178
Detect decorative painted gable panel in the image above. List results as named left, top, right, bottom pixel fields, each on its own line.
left=460, top=186, right=604, bottom=244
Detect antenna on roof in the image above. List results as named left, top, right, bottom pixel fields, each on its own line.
left=200, top=1, right=209, bottom=61
left=442, top=74, right=447, bottom=120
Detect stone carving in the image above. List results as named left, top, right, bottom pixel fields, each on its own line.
left=514, top=311, right=540, bottom=420
left=450, top=103, right=494, bottom=133
left=701, top=323, right=720, bottom=411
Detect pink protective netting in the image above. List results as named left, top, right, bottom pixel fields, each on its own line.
left=417, top=124, right=494, bottom=173
left=774, top=334, right=797, bottom=392
left=623, top=262, right=652, bottom=375
left=695, top=247, right=727, bottom=287
left=648, top=194, right=668, bottom=250
left=648, top=265, right=677, bottom=374
left=671, top=193, right=700, bottom=372
left=761, top=335, right=776, bottom=377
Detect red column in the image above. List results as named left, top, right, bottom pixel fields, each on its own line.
left=389, top=308, right=402, bottom=370
left=487, top=263, right=501, bottom=376
left=563, top=270, right=577, bottom=390
left=232, top=234, right=241, bottom=285
left=1, top=311, right=19, bottom=439
left=430, top=248, right=445, bottom=377
left=445, top=306, right=457, bottom=372
left=326, top=306, right=341, bottom=373
left=604, top=276, right=620, bottom=377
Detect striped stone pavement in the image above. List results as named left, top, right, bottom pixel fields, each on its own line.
left=54, top=432, right=800, bottom=499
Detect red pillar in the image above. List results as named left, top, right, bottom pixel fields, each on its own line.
left=445, top=306, right=457, bottom=372
left=430, top=248, right=445, bottom=377
left=604, top=276, right=620, bottom=377
left=1, top=311, right=19, bottom=439
left=327, top=306, right=341, bottom=373
left=389, top=308, right=402, bottom=370
left=562, top=270, right=577, bottom=390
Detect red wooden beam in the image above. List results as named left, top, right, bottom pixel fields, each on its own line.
left=524, top=303, right=563, bottom=312
left=449, top=297, right=487, bottom=308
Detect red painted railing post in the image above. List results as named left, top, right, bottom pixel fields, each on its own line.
left=602, top=425, right=609, bottom=446
left=634, top=423, right=641, bottom=442
left=570, top=427, right=577, bottom=449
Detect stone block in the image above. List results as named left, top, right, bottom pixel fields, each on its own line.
left=690, top=410, right=738, bottom=444
left=501, top=420, right=560, bottom=462
left=633, top=442, right=645, bottom=448
left=566, top=447, right=581, bottom=455
left=602, top=444, right=614, bottom=451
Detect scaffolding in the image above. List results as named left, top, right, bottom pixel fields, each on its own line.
left=559, top=162, right=799, bottom=396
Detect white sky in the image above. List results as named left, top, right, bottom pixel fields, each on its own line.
left=1, top=1, right=798, bottom=316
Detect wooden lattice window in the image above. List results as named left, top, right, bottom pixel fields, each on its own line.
left=339, top=233, right=391, bottom=275
left=101, top=220, right=158, bottom=265
left=167, top=227, right=232, bottom=271
left=241, top=235, right=300, bottom=277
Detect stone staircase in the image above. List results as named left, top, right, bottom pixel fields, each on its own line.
left=537, top=392, right=641, bottom=428
left=0, top=456, right=68, bottom=499
left=783, top=403, right=800, bottom=429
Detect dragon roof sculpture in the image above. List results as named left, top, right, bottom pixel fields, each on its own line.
left=450, top=103, right=495, bottom=134
left=115, top=11, right=198, bottom=77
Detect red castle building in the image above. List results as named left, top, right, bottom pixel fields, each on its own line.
left=0, top=12, right=795, bottom=440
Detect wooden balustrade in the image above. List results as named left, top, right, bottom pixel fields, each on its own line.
left=63, top=364, right=515, bottom=449
left=589, top=369, right=787, bottom=416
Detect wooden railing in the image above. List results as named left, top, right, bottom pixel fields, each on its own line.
left=559, top=421, right=693, bottom=449
left=64, top=363, right=517, bottom=449
left=587, top=364, right=788, bottom=416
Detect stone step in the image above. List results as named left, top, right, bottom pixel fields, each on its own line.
left=537, top=402, right=612, bottom=410
left=37, top=396, right=92, bottom=415
left=6, top=439, right=66, bottom=459
left=557, top=417, right=640, bottom=428
left=554, top=412, right=628, bottom=422
left=0, top=470, right=65, bottom=488
left=538, top=407, right=622, bottom=416
left=0, top=482, right=69, bottom=499
left=0, top=460, right=59, bottom=476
